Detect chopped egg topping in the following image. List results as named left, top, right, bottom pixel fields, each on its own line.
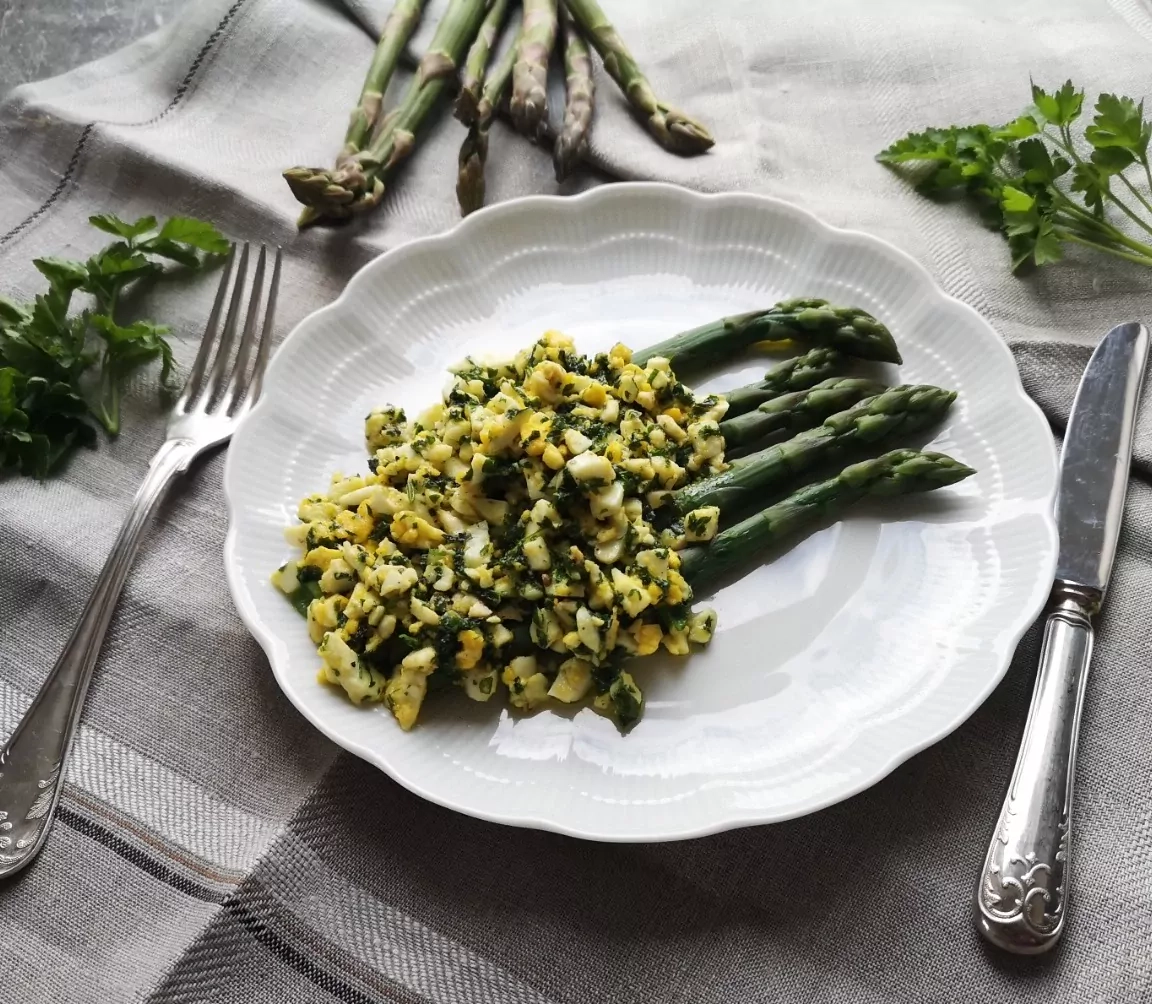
left=273, top=331, right=723, bottom=731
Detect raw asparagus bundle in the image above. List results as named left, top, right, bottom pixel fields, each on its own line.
left=285, top=0, right=490, bottom=225
left=562, top=0, right=713, bottom=155
left=285, top=0, right=719, bottom=225
left=718, top=377, right=886, bottom=452
left=672, top=385, right=957, bottom=515
left=722, top=348, right=844, bottom=418
left=680, top=450, right=976, bottom=592
left=635, top=299, right=902, bottom=373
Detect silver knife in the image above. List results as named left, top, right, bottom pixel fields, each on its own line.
left=974, top=321, right=1149, bottom=954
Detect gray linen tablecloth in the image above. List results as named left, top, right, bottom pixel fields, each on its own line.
left=2, top=0, right=1152, bottom=1000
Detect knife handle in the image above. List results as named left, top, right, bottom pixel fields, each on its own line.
left=974, top=586, right=1096, bottom=954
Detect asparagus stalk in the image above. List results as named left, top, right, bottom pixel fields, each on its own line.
left=671, top=385, right=956, bottom=515
left=719, top=377, right=886, bottom=453
left=457, top=21, right=521, bottom=215
left=722, top=348, right=844, bottom=418
left=561, top=0, right=713, bottom=155
left=680, top=450, right=975, bottom=592
left=510, top=0, right=558, bottom=139
left=636, top=299, right=902, bottom=374
left=285, top=0, right=490, bottom=226
left=455, top=0, right=510, bottom=126
left=553, top=8, right=595, bottom=181
left=339, top=0, right=428, bottom=169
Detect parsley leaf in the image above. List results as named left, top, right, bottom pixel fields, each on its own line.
left=33, top=257, right=89, bottom=291
left=151, top=217, right=231, bottom=255
left=88, top=214, right=158, bottom=240
left=996, top=115, right=1041, bottom=140
left=141, top=240, right=202, bottom=269
left=89, top=316, right=176, bottom=434
left=0, top=297, right=31, bottom=327
left=83, top=244, right=162, bottom=308
left=1085, top=93, right=1151, bottom=160
left=1030, top=80, right=1084, bottom=127
left=1016, top=138, right=1070, bottom=185
left=1070, top=162, right=1110, bottom=216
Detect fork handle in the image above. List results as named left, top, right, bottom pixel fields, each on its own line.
left=0, top=438, right=193, bottom=877
left=974, top=585, right=1096, bottom=954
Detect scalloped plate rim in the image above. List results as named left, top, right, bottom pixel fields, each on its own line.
left=223, top=182, right=1058, bottom=842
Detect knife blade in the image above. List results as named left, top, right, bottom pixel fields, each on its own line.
left=1055, top=321, right=1150, bottom=599
left=975, top=320, right=1148, bottom=955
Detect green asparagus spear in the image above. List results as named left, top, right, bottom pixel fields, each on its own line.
left=562, top=0, right=713, bottom=155
left=510, top=0, right=558, bottom=139
left=635, top=299, right=902, bottom=374
left=455, top=0, right=510, bottom=126
left=457, top=20, right=521, bottom=215
left=553, top=7, right=595, bottom=181
left=338, top=0, right=428, bottom=169
left=719, top=377, right=886, bottom=453
left=679, top=449, right=976, bottom=592
left=286, top=0, right=489, bottom=225
left=722, top=348, right=843, bottom=418
left=476, top=20, right=520, bottom=127
left=456, top=126, right=489, bottom=218
left=671, top=385, right=956, bottom=515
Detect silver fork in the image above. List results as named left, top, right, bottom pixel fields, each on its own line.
left=0, top=243, right=281, bottom=878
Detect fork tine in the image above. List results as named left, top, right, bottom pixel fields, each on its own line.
left=174, top=244, right=236, bottom=412
left=245, top=247, right=282, bottom=407
left=201, top=242, right=251, bottom=409
left=220, top=245, right=267, bottom=413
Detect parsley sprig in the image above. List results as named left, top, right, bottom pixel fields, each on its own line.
left=0, top=214, right=227, bottom=477
left=878, top=80, right=1152, bottom=273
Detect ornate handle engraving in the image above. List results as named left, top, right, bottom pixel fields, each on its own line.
left=975, top=591, right=1094, bottom=953
left=0, top=761, right=62, bottom=866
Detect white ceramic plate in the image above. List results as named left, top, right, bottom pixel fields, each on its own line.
left=224, top=183, right=1057, bottom=842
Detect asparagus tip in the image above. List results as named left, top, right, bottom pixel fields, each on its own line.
left=664, top=109, right=715, bottom=155
left=283, top=165, right=324, bottom=205
left=456, top=125, right=488, bottom=217
left=454, top=90, right=481, bottom=127
left=553, top=140, right=578, bottom=183
left=918, top=451, right=976, bottom=485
